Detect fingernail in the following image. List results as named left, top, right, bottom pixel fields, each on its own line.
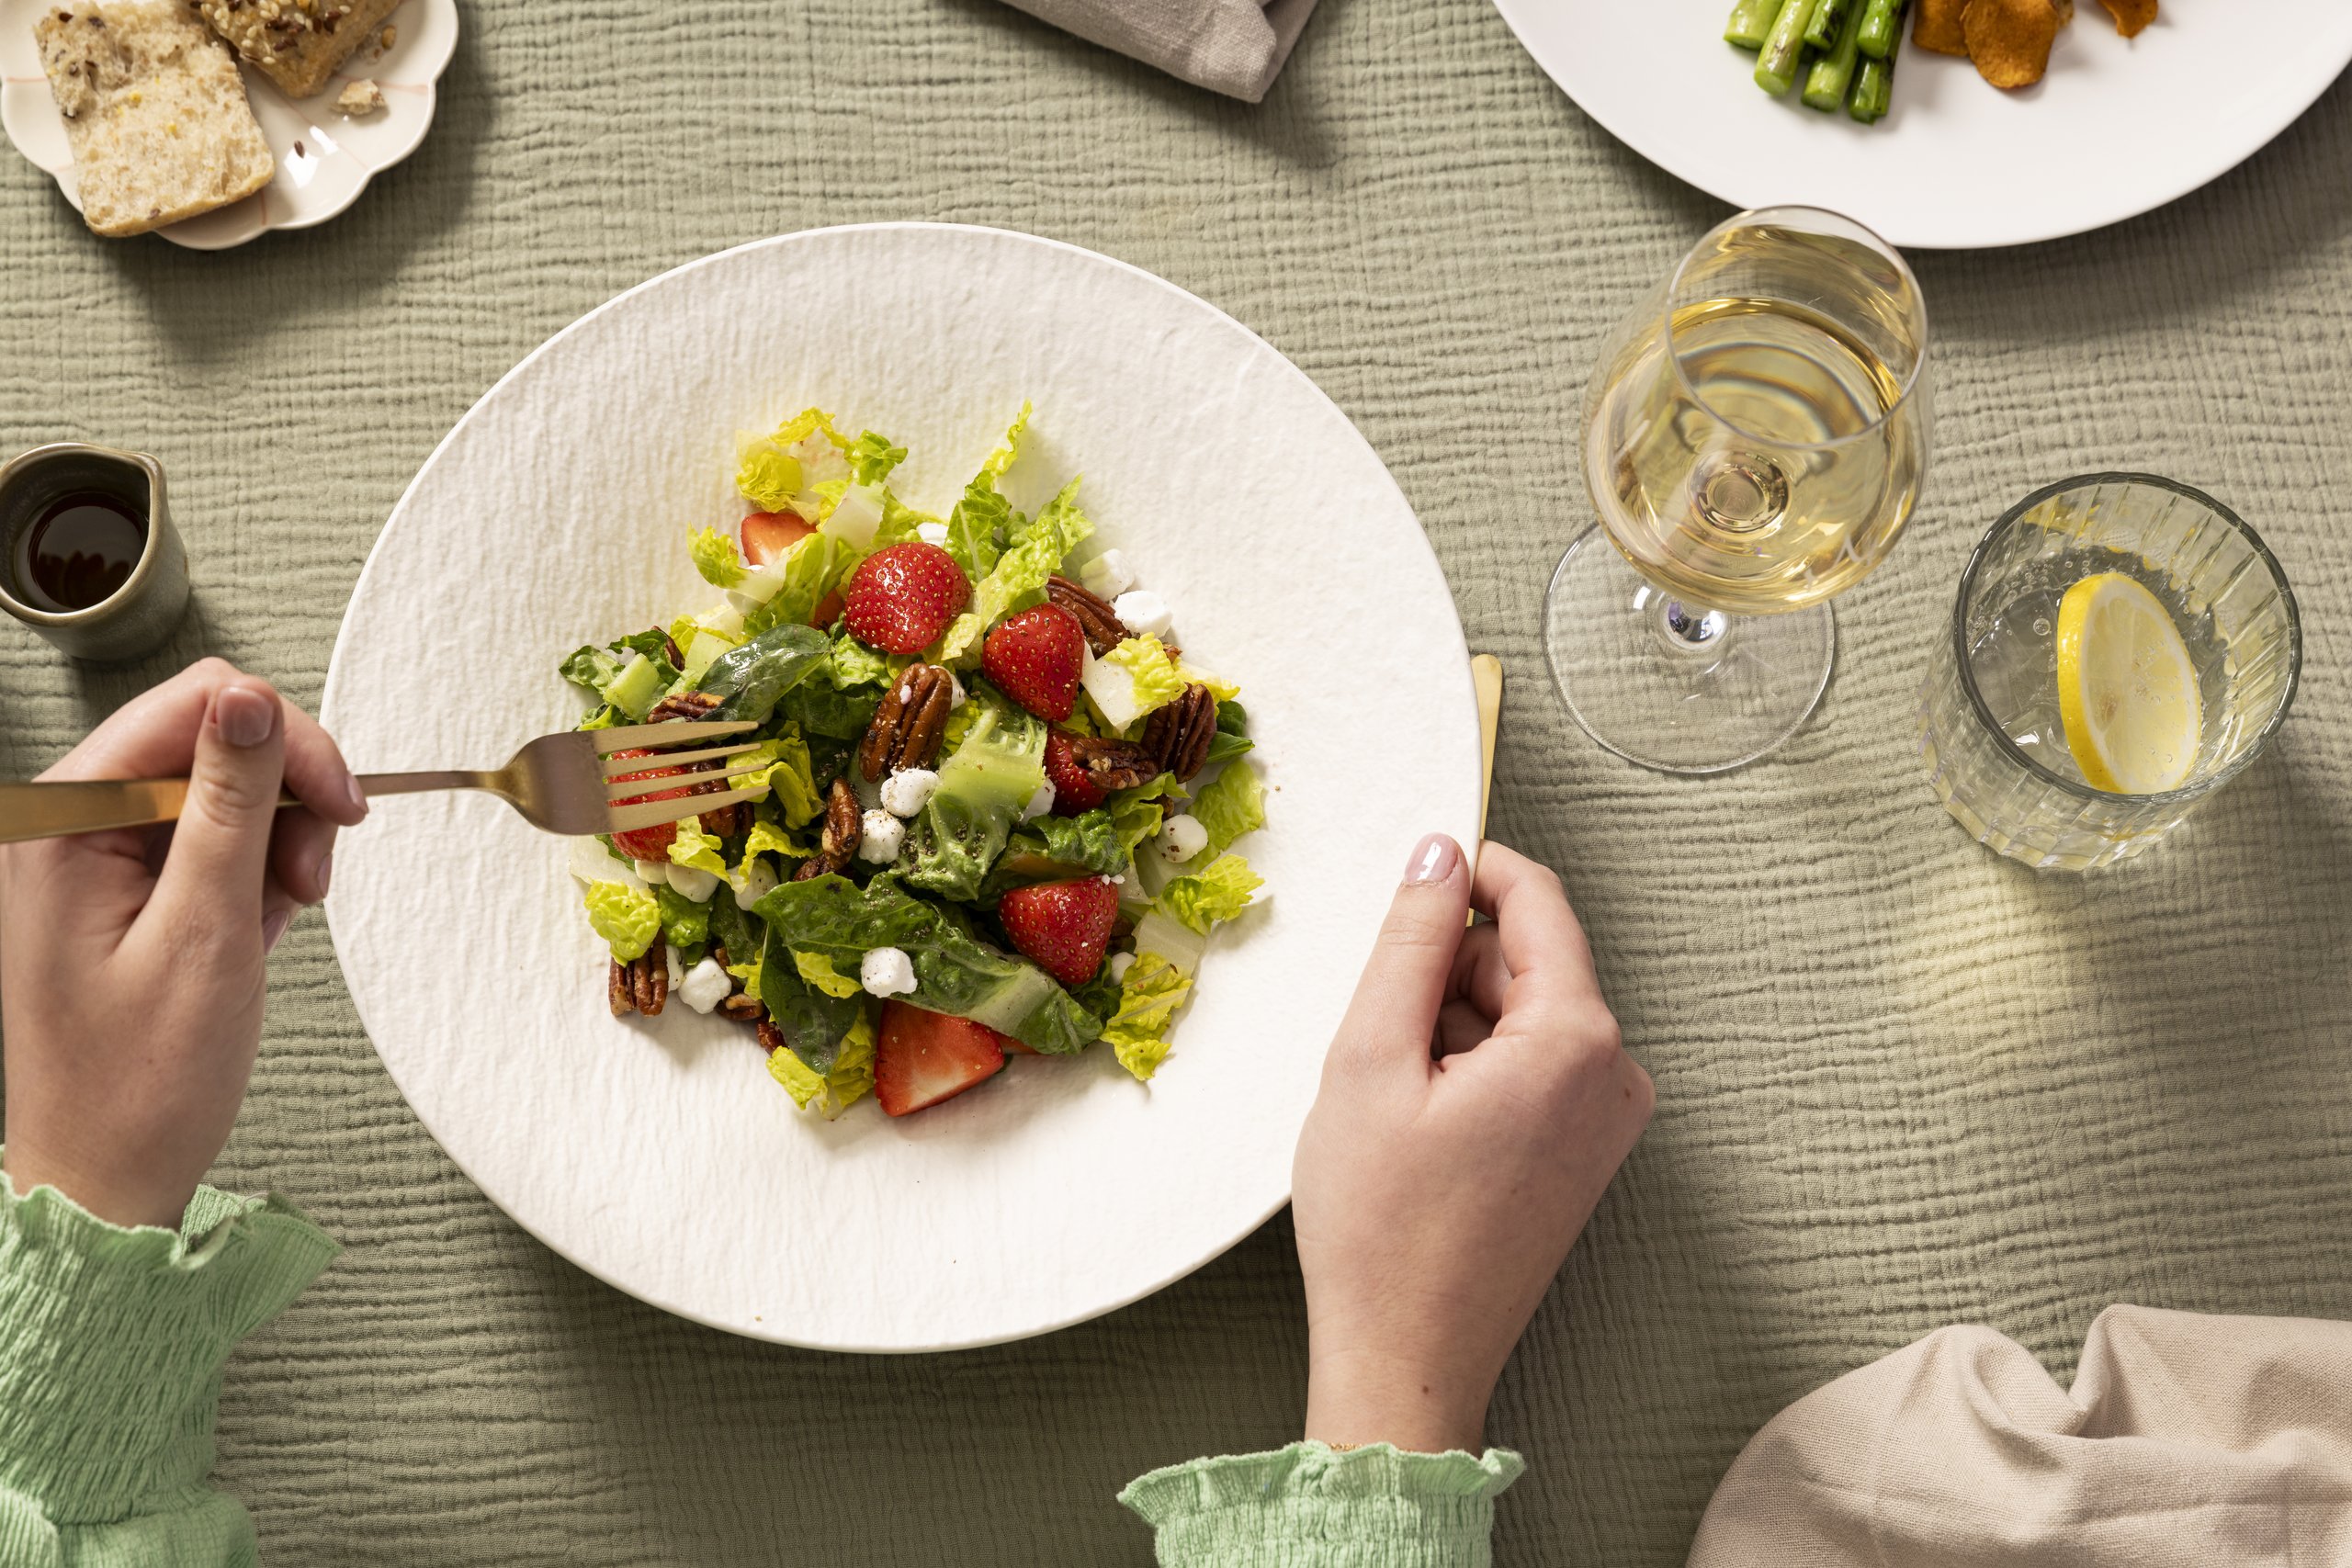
left=262, top=908, right=293, bottom=954
left=313, top=852, right=333, bottom=900
left=1403, top=832, right=1460, bottom=886
left=343, top=773, right=368, bottom=818
left=216, top=686, right=277, bottom=749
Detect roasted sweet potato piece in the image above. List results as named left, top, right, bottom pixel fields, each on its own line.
left=1963, top=0, right=2063, bottom=88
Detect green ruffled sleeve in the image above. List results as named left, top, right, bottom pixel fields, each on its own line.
left=1120, top=1440, right=1525, bottom=1567
left=0, top=1164, right=337, bottom=1568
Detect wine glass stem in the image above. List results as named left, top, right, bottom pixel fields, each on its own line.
left=1657, top=597, right=1729, bottom=655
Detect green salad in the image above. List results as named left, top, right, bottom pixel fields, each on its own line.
left=560, top=405, right=1266, bottom=1120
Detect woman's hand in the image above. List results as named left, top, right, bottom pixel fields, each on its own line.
left=1, top=659, right=366, bottom=1228
left=1292, top=835, right=1652, bottom=1454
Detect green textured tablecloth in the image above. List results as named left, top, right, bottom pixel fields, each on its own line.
left=4, top=3, right=2350, bottom=1562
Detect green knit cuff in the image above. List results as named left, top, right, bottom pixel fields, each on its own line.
left=0, top=1166, right=337, bottom=1523
left=1119, top=1442, right=1524, bottom=1568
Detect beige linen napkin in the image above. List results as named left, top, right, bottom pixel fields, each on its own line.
left=990, top=0, right=1318, bottom=102
left=1689, top=1305, right=2352, bottom=1567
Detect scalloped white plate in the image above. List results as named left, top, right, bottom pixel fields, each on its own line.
left=321, top=225, right=1482, bottom=1352
left=0, top=0, right=455, bottom=249
left=1489, top=0, right=2352, bottom=249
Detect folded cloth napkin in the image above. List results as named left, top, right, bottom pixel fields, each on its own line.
left=1689, top=1304, right=2352, bottom=1568
left=991, top=0, right=1317, bottom=101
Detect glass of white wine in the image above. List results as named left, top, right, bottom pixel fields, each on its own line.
left=1544, top=206, right=1931, bottom=773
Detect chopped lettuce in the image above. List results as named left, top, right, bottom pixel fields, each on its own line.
left=936, top=476, right=1091, bottom=664
left=584, top=880, right=662, bottom=963
left=794, top=948, right=863, bottom=999
left=768, top=1005, right=876, bottom=1118
left=1159, top=853, right=1262, bottom=936
left=1178, top=663, right=1241, bottom=703
left=655, top=884, right=710, bottom=951
left=1108, top=773, right=1184, bottom=857
left=940, top=403, right=1028, bottom=582
left=1082, top=636, right=1188, bottom=731
left=754, top=942, right=866, bottom=1073
left=729, top=731, right=823, bottom=825
left=979, top=807, right=1134, bottom=902
left=667, top=819, right=728, bottom=877
left=1102, top=952, right=1193, bottom=1082
left=778, top=633, right=889, bottom=740
left=898, top=696, right=1047, bottom=902
left=741, top=534, right=856, bottom=638
left=737, top=409, right=849, bottom=514
left=699, top=623, right=831, bottom=725
left=845, top=432, right=908, bottom=488
left=1189, top=761, right=1264, bottom=856
left=755, top=874, right=1100, bottom=1055
left=743, top=810, right=811, bottom=862
left=690, top=526, right=747, bottom=589
left=560, top=631, right=679, bottom=721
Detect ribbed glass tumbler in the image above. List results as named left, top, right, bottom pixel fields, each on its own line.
left=1916, top=474, right=2301, bottom=871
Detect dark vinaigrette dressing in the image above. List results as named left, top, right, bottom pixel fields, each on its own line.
left=12, top=491, right=145, bottom=613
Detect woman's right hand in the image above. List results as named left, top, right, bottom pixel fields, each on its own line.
left=1292, top=835, right=1652, bottom=1454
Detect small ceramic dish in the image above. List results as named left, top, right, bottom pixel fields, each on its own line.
left=0, top=0, right=457, bottom=250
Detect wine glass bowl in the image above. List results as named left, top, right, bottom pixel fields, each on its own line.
left=1545, top=206, right=1931, bottom=773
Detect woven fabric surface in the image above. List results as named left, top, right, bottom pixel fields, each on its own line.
left=3, top=2, right=2350, bottom=1562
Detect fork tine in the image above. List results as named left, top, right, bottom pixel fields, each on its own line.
left=605, top=758, right=775, bottom=805
left=602, top=740, right=765, bottom=779
left=589, top=719, right=756, bottom=754
left=605, top=783, right=767, bottom=834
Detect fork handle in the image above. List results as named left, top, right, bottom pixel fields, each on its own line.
left=0, top=772, right=498, bottom=845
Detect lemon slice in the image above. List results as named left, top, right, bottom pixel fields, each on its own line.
left=2054, top=571, right=2200, bottom=795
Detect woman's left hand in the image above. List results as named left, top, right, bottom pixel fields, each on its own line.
left=0, top=659, right=366, bottom=1228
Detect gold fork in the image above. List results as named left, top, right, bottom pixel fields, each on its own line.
left=0, top=719, right=770, bottom=845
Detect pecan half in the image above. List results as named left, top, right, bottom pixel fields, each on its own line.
left=1143, top=683, right=1216, bottom=782
left=858, top=664, right=954, bottom=782
left=611, top=948, right=669, bottom=1016
left=793, top=779, right=864, bottom=880
left=755, top=1019, right=785, bottom=1055
left=1046, top=575, right=1128, bottom=656
left=720, top=993, right=766, bottom=1024
left=662, top=632, right=686, bottom=669
left=648, top=689, right=719, bottom=725
left=1064, top=733, right=1159, bottom=792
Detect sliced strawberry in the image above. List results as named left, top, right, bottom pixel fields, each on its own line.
left=741, top=510, right=814, bottom=567
left=606, top=748, right=694, bottom=861
left=874, top=1001, right=1011, bottom=1116
left=842, top=542, right=969, bottom=655
left=997, top=875, right=1119, bottom=986
left=811, top=588, right=846, bottom=628
left=982, top=605, right=1086, bottom=721
left=1043, top=731, right=1106, bottom=816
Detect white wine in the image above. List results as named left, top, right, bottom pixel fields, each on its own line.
left=1585, top=296, right=1924, bottom=616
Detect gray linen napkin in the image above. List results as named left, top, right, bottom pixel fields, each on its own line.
left=991, top=0, right=1318, bottom=102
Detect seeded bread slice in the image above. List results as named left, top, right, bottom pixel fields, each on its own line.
left=34, top=0, right=275, bottom=238
left=196, top=0, right=401, bottom=101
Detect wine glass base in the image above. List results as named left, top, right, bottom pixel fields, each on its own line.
left=1543, top=526, right=1834, bottom=774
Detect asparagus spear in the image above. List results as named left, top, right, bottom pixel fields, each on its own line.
left=1754, top=0, right=1820, bottom=95
left=1725, top=0, right=1786, bottom=51
left=1804, top=0, right=1853, bottom=51
left=1803, top=0, right=1869, bottom=109
left=1857, top=0, right=1909, bottom=59
left=1849, top=49, right=1896, bottom=122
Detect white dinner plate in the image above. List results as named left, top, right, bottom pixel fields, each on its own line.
left=1489, top=0, right=2352, bottom=249
left=0, top=0, right=455, bottom=249
left=321, top=224, right=1481, bottom=1352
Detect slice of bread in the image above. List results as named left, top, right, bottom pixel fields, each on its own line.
left=196, top=0, right=401, bottom=101
left=34, top=1, right=275, bottom=237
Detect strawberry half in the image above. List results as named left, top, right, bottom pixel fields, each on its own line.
left=1043, top=731, right=1105, bottom=816
left=982, top=604, right=1086, bottom=721
left=606, top=749, right=694, bottom=861
left=874, top=1001, right=1012, bottom=1116
left=741, top=510, right=814, bottom=567
left=997, top=876, right=1119, bottom=986
left=843, top=542, right=969, bottom=655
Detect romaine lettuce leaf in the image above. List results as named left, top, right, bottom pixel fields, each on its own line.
left=767, top=1005, right=876, bottom=1118
left=754, top=874, right=1100, bottom=1055
left=752, top=940, right=866, bottom=1072
left=741, top=534, right=856, bottom=638
left=1190, top=761, right=1264, bottom=856
left=690, top=526, right=747, bottom=589
left=728, top=730, right=822, bottom=825
left=793, top=948, right=863, bottom=999
left=1102, top=952, right=1193, bottom=1082
left=775, top=631, right=890, bottom=740
left=940, top=403, right=1029, bottom=582
left=584, top=881, right=661, bottom=962
left=978, top=807, right=1133, bottom=902
left=845, top=432, right=908, bottom=488
left=699, top=623, right=831, bottom=725
left=1082, top=636, right=1188, bottom=730
left=737, top=409, right=849, bottom=513
left=1177, top=662, right=1240, bottom=703
left=1159, top=853, right=1262, bottom=935
left=936, top=476, right=1091, bottom=664
left=667, top=819, right=729, bottom=876
left=655, top=884, right=710, bottom=951
left=898, top=696, right=1047, bottom=902
left=560, top=631, right=680, bottom=718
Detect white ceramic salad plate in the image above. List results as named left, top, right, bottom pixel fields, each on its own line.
left=0, top=0, right=456, bottom=249
left=322, top=223, right=1482, bottom=1352
left=1489, top=0, right=2352, bottom=249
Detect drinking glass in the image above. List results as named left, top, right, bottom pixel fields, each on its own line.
left=1544, top=206, right=1931, bottom=773
left=1917, top=474, right=2301, bottom=871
